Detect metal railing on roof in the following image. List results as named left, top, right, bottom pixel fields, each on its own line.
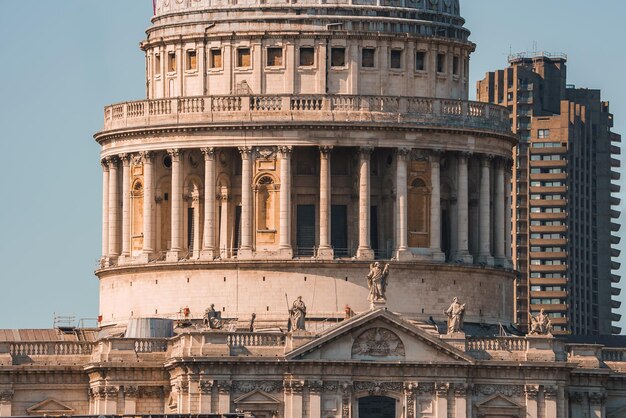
left=508, top=51, right=568, bottom=63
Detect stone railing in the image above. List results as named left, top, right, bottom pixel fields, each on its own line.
left=101, top=95, right=512, bottom=135
left=466, top=337, right=528, bottom=353
left=8, top=341, right=95, bottom=356
left=227, top=332, right=286, bottom=348
left=602, top=348, right=626, bottom=362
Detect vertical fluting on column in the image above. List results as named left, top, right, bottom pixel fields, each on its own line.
left=505, top=159, right=513, bottom=267
left=357, top=147, right=375, bottom=260
left=101, top=160, right=110, bottom=262
left=239, top=147, right=253, bottom=258
left=107, top=156, right=120, bottom=260
left=201, top=148, right=216, bottom=260
left=430, top=151, right=445, bottom=262
left=167, top=149, right=184, bottom=261
left=477, top=155, right=494, bottom=266
left=318, top=146, right=334, bottom=259
left=141, top=151, right=155, bottom=259
left=120, top=154, right=131, bottom=261
left=454, top=152, right=473, bottom=263
left=278, top=146, right=293, bottom=258
left=494, top=158, right=506, bottom=266
left=395, top=148, right=411, bottom=260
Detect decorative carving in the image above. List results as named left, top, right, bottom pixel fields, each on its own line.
left=323, top=382, right=339, bottom=393
left=588, top=392, right=606, bottom=405
left=435, top=383, right=450, bottom=396
left=474, top=385, right=523, bottom=398
left=101, top=159, right=110, bottom=171
left=340, top=382, right=352, bottom=418
left=366, top=262, right=390, bottom=303
left=396, top=147, right=411, bottom=160
left=454, top=383, right=469, bottom=397
left=569, top=391, right=583, bottom=404
left=0, top=390, right=13, bottom=402
left=352, top=328, right=406, bottom=358
left=358, top=146, right=374, bottom=158
left=201, top=147, right=216, bottom=160
left=354, top=381, right=403, bottom=395
left=319, top=146, right=333, bottom=157
left=238, top=146, right=253, bottom=158
left=124, top=385, right=139, bottom=398
left=277, top=146, right=292, bottom=158
left=284, top=379, right=305, bottom=393
left=217, top=381, right=232, bottom=394
left=288, top=296, right=306, bottom=331
left=404, top=383, right=416, bottom=418
left=203, top=304, right=223, bottom=329
left=524, top=385, right=539, bottom=400
left=140, top=386, right=164, bottom=398
left=410, top=149, right=429, bottom=161
left=445, top=297, right=466, bottom=334
left=544, top=386, right=558, bottom=400
left=256, top=146, right=277, bottom=160
left=308, top=380, right=323, bottom=393
left=175, top=380, right=189, bottom=394
left=417, top=382, right=435, bottom=395
left=139, top=150, right=154, bottom=164
left=199, top=380, right=214, bottom=394
left=119, top=153, right=131, bottom=166
left=529, top=309, right=553, bottom=336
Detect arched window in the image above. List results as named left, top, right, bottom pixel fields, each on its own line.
left=256, top=176, right=276, bottom=231
left=408, top=177, right=430, bottom=248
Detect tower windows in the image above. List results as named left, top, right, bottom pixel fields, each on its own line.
left=390, top=49, right=402, bottom=69
left=167, top=52, right=176, bottom=73
left=155, top=54, right=161, bottom=75
left=267, top=47, right=283, bottom=67
left=415, top=51, right=426, bottom=71
left=331, top=47, right=346, bottom=67
left=237, top=48, right=251, bottom=68
left=209, top=49, right=222, bottom=69
left=362, top=48, right=376, bottom=68
left=186, top=50, right=197, bottom=71
left=299, top=47, right=315, bottom=66
left=437, top=53, right=446, bottom=73
left=453, top=55, right=460, bottom=75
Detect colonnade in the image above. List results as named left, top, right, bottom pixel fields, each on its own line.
left=100, top=147, right=511, bottom=267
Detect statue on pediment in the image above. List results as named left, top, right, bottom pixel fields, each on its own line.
left=367, top=262, right=390, bottom=303
left=288, top=296, right=307, bottom=331
left=529, top=309, right=553, bottom=336
left=445, top=297, right=466, bottom=334
left=203, top=304, right=224, bottom=329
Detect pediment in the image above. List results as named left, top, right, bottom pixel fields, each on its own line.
left=286, top=309, right=473, bottom=363
left=234, top=389, right=281, bottom=405
left=475, top=394, right=524, bottom=411
left=27, top=398, right=74, bottom=415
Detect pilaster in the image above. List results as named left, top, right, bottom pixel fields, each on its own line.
left=0, top=389, right=13, bottom=418
left=477, top=155, right=494, bottom=265
left=238, top=147, right=254, bottom=259
left=140, top=151, right=155, bottom=261
left=453, top=152, right=472, bottom=263
left=435, top=383, right=449, bottom=418
left=525, top=385, right=539, bottom=418
left=429, top=150, right=445, bottom=261
left=278, top=146, right=294, bottom=259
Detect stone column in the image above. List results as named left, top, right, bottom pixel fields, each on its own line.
left=123, top=386, right=138, bottom=414
left=279, top=146, right=293, bottom=258
left=430, top=151, right=445, bottom=262
left=453, top=384, right=468, bottom=418
left=505, top=160, right=513, bottom=267
left=217, top=382, right=231, bottom=414
left=167, top=149, right=184, bottom=261
left=101, top=160, right=110, bottom=262
left=454, top=153, right=472, bottom=263
left=218, top=188, right=230, bottom=259
left=309, top=381, right=322, bottom=418
left=107, top=156, right=120, bottom=261
left=239, top=147, right=254, bottom=259
left=494, top=159, right=506, bottom=266
left=318, top=147, right=334, bottom=259
left=544, top=386, right=557, bottom=418
left=120, top=154, right=132, bottom=262
left=569, top=392, right=583, bottom=418
left=141, top=151, right=155, bottom=261
left=199, top=380, right=213, bottom=413
left=0, top=390, right=13, bottom=417
left=192, top=194, right=201, bottom=259
left=588, top=392, right=605, bottom=418
left=201, top=148, right=216, bottom=260
left=524, top=385, right=539, bottom=418
left=396, top=148, right=411, bottom=260
left=284, top=381, right=304, bottom=418
left=357, top=147, right=375, bottom=259
left=477, top=156, right=494, bottom=265
left=435, top=384, right=449, bottom=418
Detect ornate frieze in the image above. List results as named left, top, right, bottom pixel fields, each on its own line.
left=588, top=392, right=606, bottom=405
left=354, top=381, right=403, bottom=395
left=0, top=390, right=13, bottom=402
left=124, top=385, right=139, bottom=399
left=473, top=384, right=524, bottom=398
left=307, top=380, right=323, bottom=394
left=524, top=385, right=539, bottom=400
left=435, top=383, right=450, bottom=397
left=351, top=328, right=406, bottom=358
left=544, top=386, right=558, bottom=400
left=199, top=380, right=214, bottom=394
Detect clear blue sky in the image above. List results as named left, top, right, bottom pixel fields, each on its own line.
left=0, top=0, right=624, bottom=330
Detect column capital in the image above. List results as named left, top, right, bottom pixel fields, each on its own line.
left=358, top=146, right=374, bottom=157
left=278, top=145, right=293, bottom=157
left=307, top=380, right=323, bottom=394
left=319, top=145, right=334, bottom=156
left=105, top=155, right=119, bottom=166
left=429, top=149, right=443, bottom=165
left=453, top=383, right=469, bottom=397
left=543, top=386, right=558, bottom=400
left=396, top=147, right=411, bottom=160
left=435, top=383, right=450, bottom=396
left=139, top=150, right=154, bottom=164
left=124, top=385, right=140, bottom=399
left=238, top=146, right=253, bottom=158
left=217, top=380, right=232, bottom=394
left=101, top=159, right=110, bottom=171
left=0, top=389, right=13, bottom=402
left=588, top=391, right=606, bottom=405
left=524, top=385, right=539, bottom=400
left=480, top=154, right=494, bottom=167
left=201, top=147, right=216, bottom=160
left=569, top=391, right=583, bottom=404
left=456, top=151, right=472, bottom=162
left=199, top=380, right=214, bottom=394
left=167, top=148, right=183, bottom=161
left=119, top=153, right=131, bottom=166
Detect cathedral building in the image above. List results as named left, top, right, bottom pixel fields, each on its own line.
left=0, top=1, right=625, bottom=417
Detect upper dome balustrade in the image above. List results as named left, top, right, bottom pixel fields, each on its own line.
left=100, top=94, right=511, bottom=136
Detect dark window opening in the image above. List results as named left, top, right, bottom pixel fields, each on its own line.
left=331, top=47, right=346, bottom=67
left=299, top=47, right=315, bottom=66
left=390, top=49, right=402, bottom=69
left=362, top=48, right=376, bottom=68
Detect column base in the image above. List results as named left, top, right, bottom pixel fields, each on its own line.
left=356, top=247, right=375, bottom=260
left=316, top=247, right=334, bottom=260
left=104, top=256, right=119, bottom=267
left=396, top=248, right=413, bottom=261
left=237, top=248, right=254, bottom=260
left=136, top=252, right=153, bottom=264
left=476, top=254, right=495, bottom=266
left=166, top=250, right=183, bottom=262
left=451, top=252, right=473, bottom=264
left=278, top=247, right=294, bottom=260
left=494, top=257, right=511, bottom=268
left=200, top=249, right=216, bottom=261
left=117, top=255, right=131, bottom=266
left=431, top=249, right=446, bottom=263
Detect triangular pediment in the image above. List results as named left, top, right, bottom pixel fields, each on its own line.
left=27, top=398, right=74, bottom=415
left=234, top=389, right=281, bottom=405
left=476, top=394, right=524, bottom=410
left=286, top=309, right=474, bottom=363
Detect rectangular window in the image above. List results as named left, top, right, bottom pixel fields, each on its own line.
left=168, top=52, right=176, bottom=72
left=155, top=54, right=161, bottom=75
left=538, top=129, right=551, bottom=138
left=267, top=47, right=283, bottom=67
left=186, top=50, right=197, bottom=70
left=362, top=48, right=376, bottom=68
left=331, top=47, right=346, bottom=67
left=415, top=51, right=426, bottom=71
left=237, top=48, right=251, bottom=68
left=390, top=49, right=402, bottom=69
left=453, top=55, right=459, bottom=75
left=437, top=53, right=446, bottom=73
left=209, top=49, right=222, bottom=68
left=299, top=47, right=315, bottom=66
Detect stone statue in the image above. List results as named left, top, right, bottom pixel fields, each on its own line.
left=289, top=296, right=307, bottom=331
left=248, top=313, right=256, bottom=332
left=444, top=297, right=466, bottom=334
left=529, top=309, right=553, bottom=336
left=203, top=304, right=223, bottom=329
left=367, top=262, right=390, bottom=303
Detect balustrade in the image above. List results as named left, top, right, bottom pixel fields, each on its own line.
left=466, top=337, right=528, bottom=352
left=9, top=341, right=95, bottom=356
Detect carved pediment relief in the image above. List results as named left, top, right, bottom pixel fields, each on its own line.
left=475, top=394, right=524, bottom=417
left=26, top=398, right=74, bottom=415
left=234, top=389, right=282, bottom=406
left=352, top=328, right=405, bottom=360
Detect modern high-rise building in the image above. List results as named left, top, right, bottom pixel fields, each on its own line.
left=477, top=53, right=622, bottom=335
